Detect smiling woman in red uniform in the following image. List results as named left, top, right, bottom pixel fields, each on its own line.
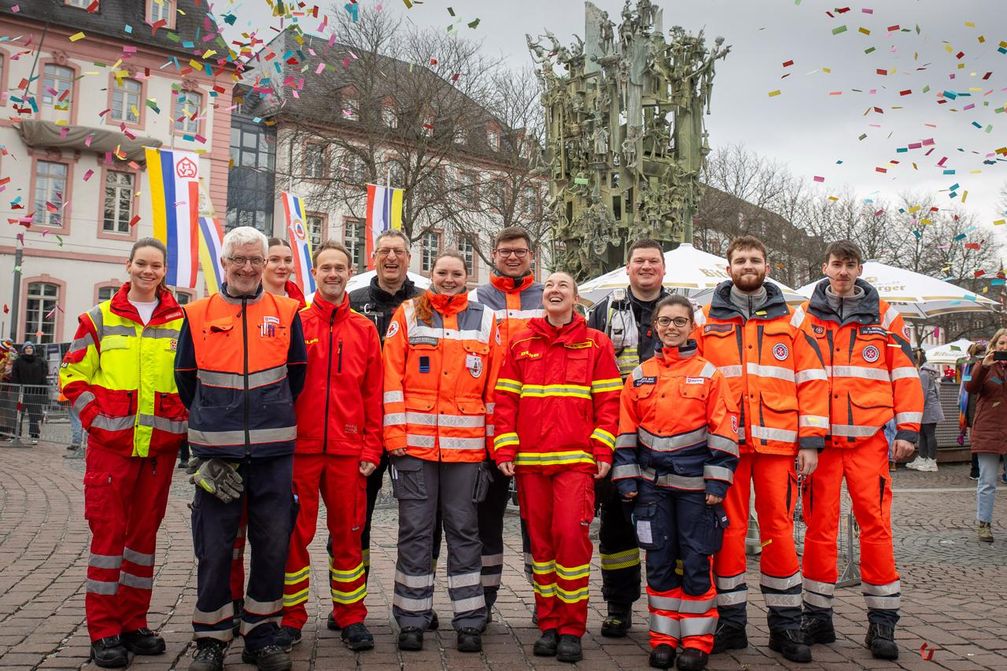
left=613, top=294, right=739, bottom=671
left=493, top=272, right=621, bottom=664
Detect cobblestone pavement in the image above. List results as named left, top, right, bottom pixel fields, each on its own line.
left=1, top=441, right=1005, bottom=670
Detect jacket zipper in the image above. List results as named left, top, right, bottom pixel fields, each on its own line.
left=242, top=299, right=250, bottom=455
left=322, top=309, right=336, bottom=454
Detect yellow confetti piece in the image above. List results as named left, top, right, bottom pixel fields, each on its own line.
left=858, top=27, right=870, bottom=36
left=188, top=59, right=203, bottom=70
left=962, top=190, right=968, bottom=203
left=978, top=35, right=986, bottom=44
left=768, top=89, right=782, bottom=97
left=993, top=219, right=1005, bottom=226
left=761, top=539, right=774, bottom=548
left=69, top=32, right=86, bottom=42
left=202, top=49, right=217, bottom=59
left=822, top=66, right=832, bottom=74
left=965, top=21, right=975, bottom=28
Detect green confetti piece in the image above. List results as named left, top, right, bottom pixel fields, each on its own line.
left=447, top=6, right=455, bottom=16
left=467, top=18, right=480, bottom=29
left=832, top=25, right=848, bottom=35
left=864, top=46, right=876, bottom=54
left=858, top=133, right=867, bottom=140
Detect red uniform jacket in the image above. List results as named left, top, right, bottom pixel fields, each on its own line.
left=493, top=314, right=622, bottom=472
left=295, top=294, right=383, bottom=465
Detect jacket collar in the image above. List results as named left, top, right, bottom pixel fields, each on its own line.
left=808, top=278, right=880, bottom=324
left=490, top=272, right=536, bottom=294
left=218, top=282, right=264, bottom=306
left=709, top=279, right=789, bottom=321
left=527, top=313, right=588, bottom=343
left=656, top=339, right=699, bottom=366
left=109, top=283, right=183, bottom=324
left=369, top=275, right=417, bottom=304
left=309, top=292, right=350, bottom=322
left=284, top=280, right=307, bottom=308
left=427, top=290, right=469, bottom=317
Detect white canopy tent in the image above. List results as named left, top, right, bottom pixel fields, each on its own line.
left=796, top=261, right=999, bottom=320
left=923, top=338, right=973, bottom=365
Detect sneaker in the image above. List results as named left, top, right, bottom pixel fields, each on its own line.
left=398, top=626, right=423, bottom=651
left=648, top=643, right=676, bottom=669
left=904, top=456, right=925, bottom=471
left=865, top=623, right=898, bottom=660
left=923, top=458, right=939, bottom=472
left=121, top=628, right=166, bottom=655
left=676, top=647, right=709, bottom=671
left=533, top=629, right=558, bottom=657
left=978, top=521, right=994, bottom=543
left=31, top=438, right=38, bottom=445
left=64, top=446, right=83, bottom=459
left=274, top=626, right=301, bottom=652
left=90, top=636, right=129, bottom=669
left=768, top=628, right=812, bottom=663
left=189, top=639, right=226, bottom=671
left=457, top=626, right=482, bottom=653
left=67, top=443, right=79, bottom=450
left=801, top=616, right=836, bottom=645
left=712, top=621, right=748, bottom=653
left=341, top=622, right=374, bottom=651
left=600, top=603, right=632, bottom=638
left=969, top=472, right=980, bottom=481
left=556, top=634, right=582, bottom=663
left=241, top=644, right=292, bottom=671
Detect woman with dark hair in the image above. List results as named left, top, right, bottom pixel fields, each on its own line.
left=11, top=341, right=48, bottom=443
left=60, top=237, right=187, bottom=668
left=383, top=251, right=500, bottom=654
left=965, top=328, right=1007, bottom=542
left=263, top=237, right=307, bottom=308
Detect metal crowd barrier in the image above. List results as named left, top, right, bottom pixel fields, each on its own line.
left=0, top=383, right=84, bottom=450
left=793, top=478, right=860, bottom=587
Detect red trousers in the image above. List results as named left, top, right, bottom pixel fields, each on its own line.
left=713, top=452, right=802, bottom=629
left=802, top=433, right=900, bottom=619
left=516, top=469, right=594, bottom=637
left=282, top=454, right=367, bottom=630
left=83, top=444, right=175, bottom=642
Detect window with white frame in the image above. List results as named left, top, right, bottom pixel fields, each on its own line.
left=24, top=282, right=59, bottom=344
left=304, top=145, right=325, bottom=178
left=382, top=105, right=398, bottom=128
left=111, top=78, right=142, bottom=124
left=344, top=218, right=366, bottom=269
left=421, top=231, right=441, bottom=272
left=342, top=96, right=359, bottom=121
left=174, top=290, right=193, bottom=305
left=172, top=89, right=202, bottom=134
left=65, top=0, right=90, bottom=8
left=487, top=128, right=500, bottom=151
left=453, top=126, right=467, bottom=145
left=41, top=64, right=74, bottom=116
left=97, top=285, right=119, bottom=303
left=149, top=0, right=175, bottom=24
left=306, top=213, right=324, bottom=249
left=458, top=235, right=476, bottom=275
left=103, top=171, right=134, bottom=233
left=33, top=161, right=68, bottom=227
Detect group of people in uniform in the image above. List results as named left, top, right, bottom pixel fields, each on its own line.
left=60, top=224, right=923, bottom=671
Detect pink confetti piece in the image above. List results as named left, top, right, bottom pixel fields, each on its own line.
left=813, top=176, right=825, bottom=182
left=83, top=169, right=94, bottom=181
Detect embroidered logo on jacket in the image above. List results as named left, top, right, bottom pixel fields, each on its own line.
left=634, top=376, right=657, bottom=387
left=466, top=354, right=483, bottom=379
left=859, top=326, right=888, bottom=337
left=862, top=345, right=881, bottom=363
left=772, top=343, right=790, bottom=361
left=386, top=321, right=400, bottom=339
left=812, top=325, right=825, bottom=335
left=260, top=315, right=279, bottom=338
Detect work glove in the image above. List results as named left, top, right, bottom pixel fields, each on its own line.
left=188, top=458, right=244, bottom=503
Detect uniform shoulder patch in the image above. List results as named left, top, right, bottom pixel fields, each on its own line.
left=633, top=375, right=657, bottom=387
left=812, top=324, right=825, bottom=336
left=385, top=320, right=400, bottom=339
left=772, top=343, right=789, bottom=361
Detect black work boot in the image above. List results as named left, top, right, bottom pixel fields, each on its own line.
left=457, top=627, right=482, bottom=653
left=768, top=628, right=812, bottom=663
left=398, top=626, right=423, bottom=651
left=600, top=602, right=632, bottom=638
left=865, top=623, right=899, bottom=660
left=711, top=621, right=748, bottom=653
left=676, top=647, right=709, bottom=670
left=189, top=639, right=226, bottom=671
left=241, top=644, right=291, bottom=671
left=90, top=636, right=129, bottom=668
left=121, top=628, right=166, bottom=655
left=648, top=643, right=676, bottom=669
left=274, top=626, right=301, bottom=652
left=533, top=629, right=558, bottom=657
left=556, top=634, right=583, bottom=663
left=801, top=614, right=836, bottom=645
left=341, top=622, right=375, bottom=651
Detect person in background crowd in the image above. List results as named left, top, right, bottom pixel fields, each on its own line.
left=493, top=272, right=620, bottom=664
left=59, top=388, right=84, bottom=458
left=12, top=341, right=48, bottom=444
left=175, top=226, right=307, bottom=671
left=614, top=294, right=739, bottom=671
left=0, top=340, right=16, bottom=440
left=794, top=240, right=923, bottom=661
left=383, top=251, right=500, bottom=654
left=587, top=239, right=671, bottom=637
left=906, top=350, right=945, bottom=473
left=262, top=238, right=307, bottom=308
left=965, top=328, right=1007, bottom=543
left=60, top=237, right=188, bottom=668
left=471, top=226, right=545, bottom=621
left=277, top=241, right=382, bottom=653
left=959, top=342, right=986, bottom=481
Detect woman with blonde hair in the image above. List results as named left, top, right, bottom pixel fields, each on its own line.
left=965, top=328, right=1007, bottom=542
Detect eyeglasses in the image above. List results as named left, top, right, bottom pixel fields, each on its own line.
left=495, top=248, right=530, bottom=258
left=375, top=248, right=408, bottom=258
left=656, top=316, right=691, bottom=328
left=228, top=256, right=265, bottom=267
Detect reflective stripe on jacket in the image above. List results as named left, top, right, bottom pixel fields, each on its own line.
left=614, top=342, right=739, bottom=499
left=60, top=284, right=186, bottom=457
left=471, top=273, right=544, bottom=349
left=587, top=289, right=670, bottom=379
left=492, top=314, right=621, bottom=473
left=174, top=285, right=307, bottom=459
left=693, top=281, right=829, bottom=454
left=295, top=294, right=383, bottom=463
left=382, top=291, right=500, bottom=462
left=795, top=278, right=923, bottom=446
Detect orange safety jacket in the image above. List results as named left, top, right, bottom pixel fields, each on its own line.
left=693, top=281, right=829, bottom=454
left=60, top=284, right=187, bottom=458
left=471, top=273, right=544, bottom=349
left=492, top=314, right=621, bottom=472
left=295, top=293, right=383, bottom=464
left=382, top=290, right=500, bottom=462
left=794, top=278, right=923, bottom=445
left=613, top=342, right=740, bottom=499
left=174, top=285, right=307, bottom=459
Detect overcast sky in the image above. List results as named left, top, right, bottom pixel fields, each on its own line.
left=218, top=0, right=1007, bottom=257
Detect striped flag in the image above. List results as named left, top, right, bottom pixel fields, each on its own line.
left=365, top=184, right=403, bottom=269
left=197, top=216, right=225, bottom=294
left=145, top=148, right=201, bottom=288
left=280, top=192, right=316, bottom=293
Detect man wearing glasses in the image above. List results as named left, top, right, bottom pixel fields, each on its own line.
left=175, top=226, right=307, bottom=671
left=586, top=238, right=670, bottom=638
left=470, top=227, right=544, bottom=621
